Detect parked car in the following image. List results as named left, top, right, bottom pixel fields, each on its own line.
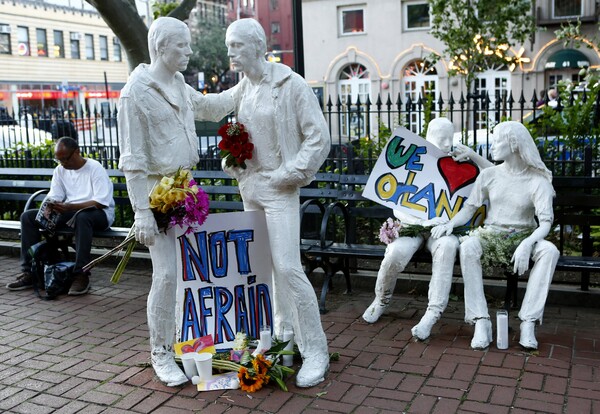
left=0, top=125, right=53, bottom=154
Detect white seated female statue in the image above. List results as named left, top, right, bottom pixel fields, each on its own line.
left=431, top=121, right=558, bottom=350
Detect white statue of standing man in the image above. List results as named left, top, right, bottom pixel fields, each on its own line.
left=118, top=17, right=233, bottom=386
left=222, top=18, right=330, bottom=387
left=363, top=118, right=492, bottom=343
left=432, top=121, right=558, bottom=350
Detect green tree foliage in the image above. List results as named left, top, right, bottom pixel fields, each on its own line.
left=428, top=0, right=535, bottom=92
left=188, top=16, right=229, bottom=92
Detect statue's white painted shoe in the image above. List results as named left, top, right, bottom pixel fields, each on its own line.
left=471, top=318, right=493, bottom=349
left=411, top=310, right=440, bottom=341
left=151, top=350, right=188, bottom=387
left=362, top=300, right=387, bottom=324
left=295, top=353, right=329, bottom=388
left=519, top=321, right=538, bottom=350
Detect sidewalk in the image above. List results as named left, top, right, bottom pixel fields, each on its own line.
left=0, top=253, right=598, bottom=414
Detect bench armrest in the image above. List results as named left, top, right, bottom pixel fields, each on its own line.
left=24, top=189, right=50, bottom=212
left=320, top=201, right=350, bottom=248
left=300, top=198, right=325, bottom=240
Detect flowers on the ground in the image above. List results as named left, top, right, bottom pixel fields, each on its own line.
left=83, top=168, right=209, bottom=284
left=378, top=217, right=431, bottom=244
left=218, top=122, right=254, bottom=169
left=212, top=332, right=295, bottom=392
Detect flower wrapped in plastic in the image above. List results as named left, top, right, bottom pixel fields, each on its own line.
left=83, top=168, right=210, bottom=283
left=378, top=217, right=431, bottom=245
left=217, top=122, right=254, bottom=169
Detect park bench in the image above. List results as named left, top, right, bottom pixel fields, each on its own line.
left=0, top=166, right=340, bottom=265
left=301, top=172, right=600, bottom=313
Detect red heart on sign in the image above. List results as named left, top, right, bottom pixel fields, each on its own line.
left=181, top=338, right=204, bottom=354
left=437, top=156, right=480, bottom=197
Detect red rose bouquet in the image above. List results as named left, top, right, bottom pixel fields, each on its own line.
left=217, top=122, right=254, bottom=169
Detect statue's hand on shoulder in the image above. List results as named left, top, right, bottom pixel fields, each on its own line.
left=134, top=209, right=159, bottom=246
left=431, top=222, right=453, bottom=239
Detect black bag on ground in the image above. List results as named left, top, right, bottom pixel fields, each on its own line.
left=28, top=240, right=73, bottom=299
left=43, top=262, right=75, bottom=298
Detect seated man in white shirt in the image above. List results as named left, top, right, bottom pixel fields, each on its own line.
left=6, top=137, right=115, bottom=295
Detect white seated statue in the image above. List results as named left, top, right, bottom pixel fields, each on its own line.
left=363, top=118, right=492, bottom=343
left=431, top=121, right=559, bottom=350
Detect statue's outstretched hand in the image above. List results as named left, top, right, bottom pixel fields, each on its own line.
left=431, top=223, right=453, bottom=239
left=422, top=217, right=448, bottom=227
left=512, top=239, right=533, bottom=275
left=134, top=209, right=158, bottom=246
left=451, top=143, right=475, bottom=162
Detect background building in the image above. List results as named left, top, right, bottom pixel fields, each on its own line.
left=302, top=0, right=600, bottom=140
left=0, top=0, right=131, bottom=113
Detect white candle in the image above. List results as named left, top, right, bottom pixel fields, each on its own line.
left=496, top=310, right=509, bottom=350
left=282, top=328, right=294, bottom=367
left=260, top=326, right=272, bottom=351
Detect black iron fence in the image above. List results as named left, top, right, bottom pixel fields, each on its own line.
left=1, top=87, right=599, bottom=175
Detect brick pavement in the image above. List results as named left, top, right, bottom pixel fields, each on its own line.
left=0, top=253, right=598, bottom=414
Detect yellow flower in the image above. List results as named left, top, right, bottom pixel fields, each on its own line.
left=160, top=176, right=175, bottom=187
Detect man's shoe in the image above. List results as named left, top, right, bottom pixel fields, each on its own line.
left=362, top=299, right=387, bottom=324
left=471, top=318, right=493, bottom=349
left=68, top=272, right=90, bottom=296
left=411, top=310, right=440, bottom=341
left=519, top=321, right=538, bottom=350
left=151, top=349, right=188, bottom=387
left=295, top=353, right=329, bottom=388
left=6, top=272, right=34, bottom=291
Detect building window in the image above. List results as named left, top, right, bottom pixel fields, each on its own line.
left=36, top=28, right=48, bottom=57
left=271, top=22, right=280, bottom=34
left=85, top=34, right=94, bottom=60
left=53, top=30, right=64, bottom=58
left=99, top=35, right=108, bottom=60
left=17, top=26, right=30, bottom=56
left=270, top=0, right=278, bottom=10
left=553, top=0, right=582, bottom=18
left=404, top=2, right=430, bottom=30
left=338, top=63, right=370, bottom=138
left=0, top=24, right=11, bottom=55
left=113, top=37, right=122, bottom=62
left=401, top=60, right=439, bottom=132
left=339, top=6, right=365, bottom=35
left=474, top=67, right=511, bottom=130
left=70, top=32, right=80, bottom=59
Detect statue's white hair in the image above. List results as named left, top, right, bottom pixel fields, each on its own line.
left=494, top=121, right=552, bottom=182
left=226, top=18, right=267, bottom=57
left=148, top=17, right=189, bottom=62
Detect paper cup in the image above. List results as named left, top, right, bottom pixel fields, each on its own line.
left=180, top=353, right=199, bottom=379
left=194, top=353, right=213, bottom=381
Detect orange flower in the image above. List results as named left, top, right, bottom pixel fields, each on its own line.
left=238, top=367, right=267, bottom=393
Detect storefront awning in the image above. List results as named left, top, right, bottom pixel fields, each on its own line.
left=545, top=49, right=590, bottom=69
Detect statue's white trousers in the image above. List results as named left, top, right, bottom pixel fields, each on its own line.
left=460, top=236, right=559, bottom=324
left=147, top=229, right=179, bottom=353
left=375, top=234, right=458, bottom=317
left=239, top=178, right=328, bottom=359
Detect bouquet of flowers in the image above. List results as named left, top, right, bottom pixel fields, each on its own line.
left=467, top=227, right=533, bottom=275
left=212, top=332, right=295, bottom=392
left=149, top=168, right=209, bottom=234
left=217, top=122, right=254, bottom=169
left=83, top=168, right=210, bottom=283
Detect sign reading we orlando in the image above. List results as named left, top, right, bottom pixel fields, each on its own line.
left=174, top=211, right=273, bottom=350
left=362, top=126, right=486, bottom=224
